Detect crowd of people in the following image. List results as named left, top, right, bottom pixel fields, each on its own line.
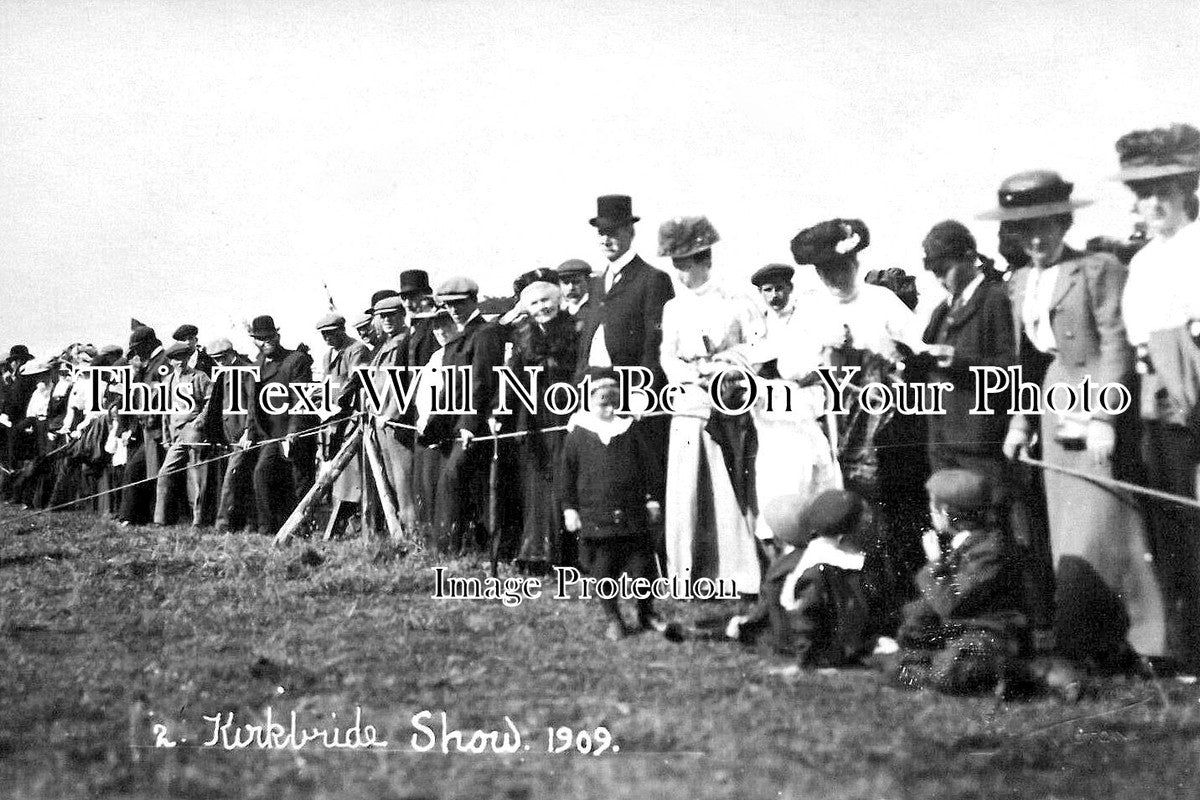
left=3, top=121, right=1200, bottom=692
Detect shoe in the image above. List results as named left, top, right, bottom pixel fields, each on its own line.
left=636, top=612, right=668, bottom=633
left=604, top=621, right=628, bottom=642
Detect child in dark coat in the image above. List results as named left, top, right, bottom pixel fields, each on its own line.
left=726, top=490, right=875, bottom=666
left=895, top=468, right=1032, bottom=694
left=558, top=369, right=664, bottom=640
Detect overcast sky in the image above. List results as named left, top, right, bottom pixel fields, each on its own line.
left=2, top=0, right=1198, bottom=357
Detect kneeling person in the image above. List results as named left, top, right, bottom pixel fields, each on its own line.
left=727, top=490, right=874, bottom=666
left=895, top=468, right=1031, bottom=694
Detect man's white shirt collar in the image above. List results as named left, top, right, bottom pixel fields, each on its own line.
left=605, top=249, right=637, bottom=283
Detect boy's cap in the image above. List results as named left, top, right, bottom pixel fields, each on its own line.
left=766, top=490, right=864, bottom=547
left=926, top=468, right=993, bottom=510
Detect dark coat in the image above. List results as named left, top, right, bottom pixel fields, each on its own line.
left=575, top=255, right=674, bottom=383
left=248, top=345, right=314, bottom=440
left=898, top=526, right=1029, bottom=649
left=920, top=276, right=1016, bottom=458
left=738, top=547, right=874, bottom=665
left=557, top=423, right=663, bottom=539
left=440, top=314, right=506, bottom=437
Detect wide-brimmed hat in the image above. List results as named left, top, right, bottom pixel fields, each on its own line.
left=6, top=344, right=33, bottom=363
left=751, top=264, right=795, bottom=287
left=589, top=194, right=640, bottom=230
left=1109, top=123, right=1200, bottom=183
left=977, top=170, right=1092, bottom=222
left=248, top=315, right=279, bottom=339
left=658, top=216, right=720, bottom=259
left=790, top=219, right=870, bottom=266
left=399, top=269, right=432, bottom=296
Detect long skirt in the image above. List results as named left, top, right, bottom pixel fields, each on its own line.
left=517, top=431, right=564, bottom=566
left=665, top=413, right=761, bottom=596
left=1039, top=366, right=1165, bottom=663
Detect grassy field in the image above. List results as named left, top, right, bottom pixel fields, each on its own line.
left=2, top=508, right=1199, bottom=800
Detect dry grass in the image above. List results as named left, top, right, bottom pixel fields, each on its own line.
left=1, top=507, right=1198, bottom=799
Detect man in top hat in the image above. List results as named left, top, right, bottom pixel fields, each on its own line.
left=430, top=275, right=507, bottom=553
left=153, top=341, right=214, bottom=526
left=115, top=325, right=170, bottom=523
left=555, top=258, right=595, bottom=333
left=1, top=345, right=37, bottom=475
left=316, top=312, right=371, bottom=538
left=242, top=314, right=317, bottom=536
left=400, top=270, right=441, bottom=368
left=982, top=170, right=1166, bottom=669
left=577, top=195, right=675, bottom=382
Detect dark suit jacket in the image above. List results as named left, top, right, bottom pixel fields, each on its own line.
left=440, top=314, right=506, bottom=437
left=575, top=255, right=675, bottom=383
left=920, top=276, right=1016, bottom=456
left=249, top=345, right=314, bottom=440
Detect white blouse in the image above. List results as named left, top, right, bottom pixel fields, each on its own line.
left=1123, top=221, right=1200, bottom=347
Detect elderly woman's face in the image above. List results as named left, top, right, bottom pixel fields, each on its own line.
left=522, top=283, right=562, bottom=324
left=1131, top=178, right=1190, bottom=239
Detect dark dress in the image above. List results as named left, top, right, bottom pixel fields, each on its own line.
left=508, top=313, right=578, bottom=567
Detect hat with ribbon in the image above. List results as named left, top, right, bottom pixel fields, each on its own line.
left=976, top=170, right=1092, bottom=222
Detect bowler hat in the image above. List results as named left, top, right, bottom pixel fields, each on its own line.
left=589, top=194, right=640, bottom=230
left=315, top=312, right=346, bottom=331
left=172, top=324, right=199, bottom=342
left=435, top=276, right=480, bottom=301
left=976, top=170, right=1092, bottom=222
left=513, top=268, right=559, bottom=297
left=658, top=216, right=720, bottom=259
left=555, top=258, right=593, bottom=278
left=248, top=315, right=279, bottom=339
left=165, top=341, right=192, bottom=361
left=926, top=468, right=994, bottom=511
left=751, top=264, right=795, bottom=287
left=365, top=289, right=400, bottom=315
left=6, top=345, right=33, bottom=363
left=399, top=269, right=432, bottom=296
left=1110, top=123, right=1200, bottom=182
left=790, top=219, right=870, bottom=266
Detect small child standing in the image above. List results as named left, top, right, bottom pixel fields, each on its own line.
left=895, top=468, right=1032, bottom=694
left=558, top=369, right=664, bottom=641
left=726, top=490, right=875, bottom=666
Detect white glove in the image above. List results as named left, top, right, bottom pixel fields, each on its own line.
left=1002, top=427, right=1029, bottom=460
left=725, top=615, right=748, bottom=640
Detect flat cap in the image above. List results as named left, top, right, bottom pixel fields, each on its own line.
left=352, top=314, right=374, bottom=330
left=172, top=324, right=199, bottom=341
left=925, top=468, right=994, bottom=510
left=316, top=312, right=346, bottom=331
left=790, top=219, right=870, bottom=266
left=373, top=295, right=406, bottom=315
left=435, top=276, right=480, bottom=300
left=555, top=258, right=593, bottom=277
left=206, top=338, right=233, bottom=357
left=165, top=341, right=192, bottom=360
left=657, top=215, right=720, bottom=259
left=751, top=264, right=795, bottom=287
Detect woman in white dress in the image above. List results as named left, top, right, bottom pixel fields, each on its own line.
left=658, top=215, right=766, bottom=596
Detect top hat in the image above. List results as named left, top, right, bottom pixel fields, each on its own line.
left=589, top=194, right=640, bottom=230
left=248, top=315, right=279, bottom=339
left=399, top=269, right=433, bottom=296
left=976, top=170, right=1092, bottom=222
left=1109, top=123, right=1200, bottom=183
left=6, top=344, right=33, bottom=363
